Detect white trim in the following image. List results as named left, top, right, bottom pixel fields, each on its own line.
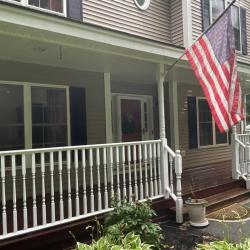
left=182, top=0, right=193, bottom=47
left=0, top=4, right=183, bottom=65
left=1, top=0, right=66, bottom=16
left=112, top=93, right=154, bottom=142
left=196, top=97, right=229, bottom=149
left=134, top=0, right=151, bottom=10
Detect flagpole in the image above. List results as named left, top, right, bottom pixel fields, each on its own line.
left=164, top=0, right=236, bottom=78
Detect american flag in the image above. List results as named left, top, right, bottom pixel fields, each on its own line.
left=185, top=7, right=244, bottom=133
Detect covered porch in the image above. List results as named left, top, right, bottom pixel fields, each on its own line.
left=0, top=4, right=184, bottom=241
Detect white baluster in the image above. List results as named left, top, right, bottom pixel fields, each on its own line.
left=58, top=151, right=64, bottom=220
left=82, top=149, right=87, bottom=214
left=1, top=156, right=7, bottom=235
left=149, top=144, right=154, bottom=197
left=169, top=155, right=174, bottom=193
left=74, top=150, right=80, bottom=216
left=127, top=145, right=132, bottom=202
left=109, top=147, right=114, bottom=199
left=11, top=155, right=18, bottom=232
left=116, top=146, right=121, bottom=201
left=138, top=145, right=144, bottom=200
left=96, top=148, right=102, bottom=210
left=31, top=153, right=37, bottom=227
left=143, top=144, right=149, bottom=198
left=50, top=152, right=55, bottom=223
left=103, top=148, right=109, bottom=209
left=153, top=143, right=158, bottom=196
left=157, top=143, right=162, bottom=194
left=67, top=150, right=72, bottom=218
left=22, top=154, right=28, bottom=229
left=89, top=149, right=94, bottom=212
left=122, top=146, right=127, bottom=199
left=133, top=145, right=138, bottom=201
left=41, top=153, right=47, bottom=225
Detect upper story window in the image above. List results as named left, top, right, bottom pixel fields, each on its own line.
left=134, top=0, right=151, bottom=10
left=2, top=0, right=66, bottom=16
left=202, top=0, right=247, bottom=55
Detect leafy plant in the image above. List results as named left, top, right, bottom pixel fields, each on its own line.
left=75, top=232, right=153, bottom=250
left=103, top=199, right=166, bottom=249
left=196, top=238, right=250, bottom=250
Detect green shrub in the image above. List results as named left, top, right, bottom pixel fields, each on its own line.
left=196, top=238, right=250, bottom=250
left=103, top=200, right=166, bottom=249
left=76, top=232, right=153, bottom=250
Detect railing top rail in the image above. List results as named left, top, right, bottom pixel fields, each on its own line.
left=235, top=138, right=246, bottom=148
left=0, top=139, right=162, bottom=156
left=237, top=133, right=250, bottom=137
left=164, top=144, right=176, bottom=157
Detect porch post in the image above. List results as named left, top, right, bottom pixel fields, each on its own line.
left=232, top=125, right=240, bottom=180
left=104, top=72, right=112, bottom=143
left=156, top=63, right=169, bottom=198
left=104, top=72, right=113, bottom=183
left=169, top=78, right=180, bottom=150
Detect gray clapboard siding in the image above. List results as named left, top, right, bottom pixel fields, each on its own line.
left=178, top=83, right=231, bottom=169
left=83, top=0, right=172, bottom=44
left=170, top=0, right=183, bottom=46
left=191, top=0, right=250, bottom=64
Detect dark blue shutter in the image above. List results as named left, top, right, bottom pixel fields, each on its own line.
left=70, top=87, right=87, bottom=146
left=202, top=0, right=210, bottom=31
left=188, top=97, right=198, bottom=149
left=240, top=7, right=247, bottom=55
left=67, top=0, right=82, bottom=21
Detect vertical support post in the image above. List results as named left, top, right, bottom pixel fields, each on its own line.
left=169, top=79, right=180, bottom=150
left=175, top=150, right=183, bottom=223
left=232, top=125, right=240, bottom=180
left=246, top=145, right=250, bottom=189
left=104, top=72, right=113, bottom=182
left=156, top=63, right=169, bottom=198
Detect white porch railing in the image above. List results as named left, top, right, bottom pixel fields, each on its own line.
left=0, top=139, right=182, bottom=240
left=232, top=127, right=250, bottom=189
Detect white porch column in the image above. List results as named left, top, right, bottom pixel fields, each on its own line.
left=156, top=63, right=169, bottom=198
left=232, top=125, right=240, bottom=180
left=23, top=84, right=32, bottom=149
left=169, top=79, right=180, bottom=150
left=182, top=0, right=193, bottom=48
left=104, top=72, right=112, bottom=143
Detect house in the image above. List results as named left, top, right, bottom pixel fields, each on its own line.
left=0, top=0, right=249, bottom=248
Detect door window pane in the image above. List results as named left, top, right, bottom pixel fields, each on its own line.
left=198, top=99, right=213, bottom=146
left=0, top=84, right=24, bottom=150
left=32, top=87, right=67, bottom=148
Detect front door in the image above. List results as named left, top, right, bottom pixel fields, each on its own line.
left=113, top=95, right=154, bottom=142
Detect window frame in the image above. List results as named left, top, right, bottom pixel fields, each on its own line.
left=0, top=81, right=71, bottom=151
left=208, top=0, right=243, bottom=54
left=196, top=97, right=229, bottom=149
left=1, top=0, right=67, bottom=16
left=244, top=93, right=250, bottom=131
left=134, top=0, right=151, bottom=10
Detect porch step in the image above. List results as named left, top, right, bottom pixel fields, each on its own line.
left=169, top=180, right=250, bottom=220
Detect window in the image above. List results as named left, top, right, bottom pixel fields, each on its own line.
left=197, top=98, right=228, bottom=147
left=203, top=0, right=247, bottom=54
left=3, top=0, right=66, bottom=15
left=31, top=86, right=67, bottom=148
left=0, top=84, right=24, bottom=151
left=134, top=0, right=151, bottom=10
